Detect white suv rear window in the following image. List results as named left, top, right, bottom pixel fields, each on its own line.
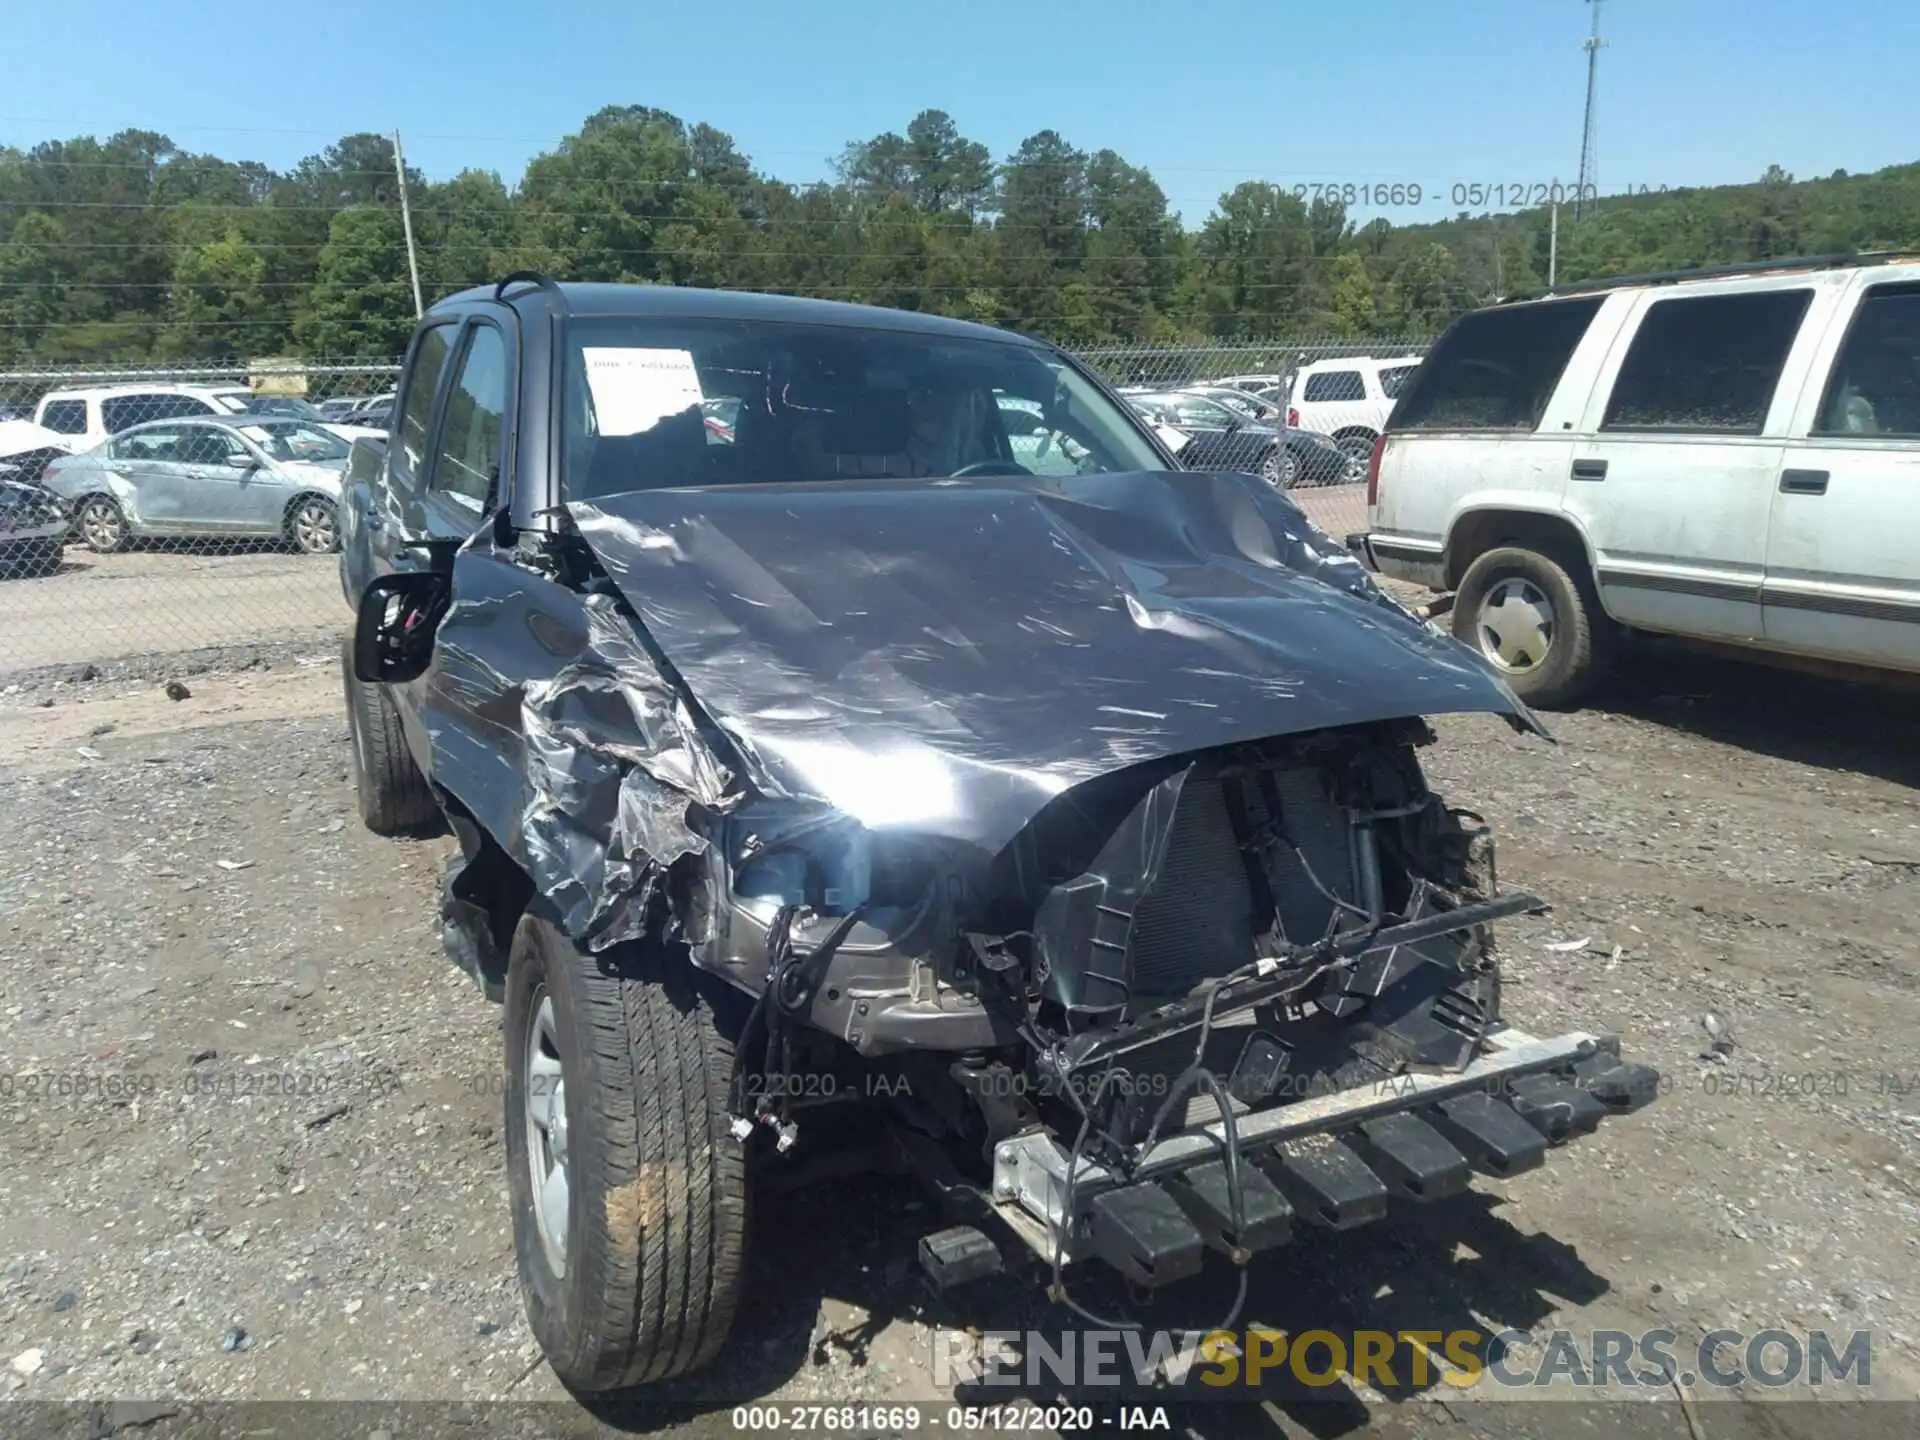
left=1302, top=370, right=1366, bottom=403
left=1389, top=296, right=1603, bottom=432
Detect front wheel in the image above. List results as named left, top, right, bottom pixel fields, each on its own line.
left=1334, top=432, right=1377, bottom=469
left=1262, top=447, right=1298, bottom=489
left=504, top=916, right=748, bottom=1391
left=1452, top=545, right=1611, bottom=708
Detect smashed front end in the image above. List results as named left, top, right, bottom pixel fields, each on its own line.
left=687, top=718, right=1655, bottom=1298
left=449, top=468, right=1657, bottom=1300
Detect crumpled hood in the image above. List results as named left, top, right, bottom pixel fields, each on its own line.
left=570, top=469, right=1539, bottom=855
left=0, top=420, right=72, bottom=461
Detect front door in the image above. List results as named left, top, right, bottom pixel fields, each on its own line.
left=1763, top=279, right=1920, bottom=670
left=168, top=424, right=256, bottom=532
left=1164, top=394, right=1269, bottom=471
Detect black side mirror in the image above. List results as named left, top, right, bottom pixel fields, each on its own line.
left=353, top=570, right=450, bottom=684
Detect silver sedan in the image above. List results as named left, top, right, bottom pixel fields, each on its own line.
left=42, top=417, right=350, bottom=554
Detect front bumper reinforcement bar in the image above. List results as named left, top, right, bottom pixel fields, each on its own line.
left=989, top=1024, right=1657, bottom=1278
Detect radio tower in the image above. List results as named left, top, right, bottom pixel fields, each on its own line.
left=1574, top=0, right=1607, bottom=219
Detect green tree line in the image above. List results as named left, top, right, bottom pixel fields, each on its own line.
left=3, top=105, right=1918, bottom=365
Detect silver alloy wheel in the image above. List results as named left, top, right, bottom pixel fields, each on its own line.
left=79, top=498, right=123, bottom=552
left=1476, top=577, right=1556, bottom=672
left=524, top=991, right=570, bottom=1276
left=291, top=498, right=337, bottom=554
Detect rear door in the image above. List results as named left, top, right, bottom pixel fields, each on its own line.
left=1372, top=294, right=1607, bottom=573
left=343, top=319, right=459, bottom=604
left=1566, top=284, right=1814, bottom=642
left=1298, top=366, right=1370, bottom=436
left=1762, top=275, right=1920, bottom=670
left=102, top=425, right=191, bottom=530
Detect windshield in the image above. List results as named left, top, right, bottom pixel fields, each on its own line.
left=237, top=421, right=349, bottom=463
left=562, top=316, right=1164, bottom=500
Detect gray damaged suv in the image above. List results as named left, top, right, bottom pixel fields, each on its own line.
left=339, top=274, right=1659, bottom=1391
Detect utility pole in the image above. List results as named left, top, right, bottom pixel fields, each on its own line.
left=1574, top=0, right=1607, bottom=221
left=391, top=130, right=425, bottom=319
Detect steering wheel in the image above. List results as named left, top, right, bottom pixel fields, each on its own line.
left=949, top=459, right=1034, bottom=478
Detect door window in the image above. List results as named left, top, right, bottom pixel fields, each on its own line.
left=1813, top=282, right=1920, bottom=437
left=1170, top=395, right=1237, bottom=430
left=101, top=393, right=218, bottom=433
left=176, top=426, right=245, bottom=466
left=427, top=324, right=508, bottom=509
left=111, top=426, right=192, bottom=462
left=40, top=399, right=86, bottom=435
left=1389, top=296, right=1602, bottom=432
left=397, top=323, right=457, bottom=479
left=1303, top=370, right=1366, bottom=403
left=1602, top=289, right=1812, bottom=434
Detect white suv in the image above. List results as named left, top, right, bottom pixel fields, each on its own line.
left=34, top=384, right=242, bottom=449
left=1285, top=357, right=1423, bottom=465
left=1351, top=255, right=1920, bottom=705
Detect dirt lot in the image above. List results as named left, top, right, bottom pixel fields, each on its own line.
left=0, top=547, right=339, bottom=677
left=1, top=612, right=1917, bottom=1436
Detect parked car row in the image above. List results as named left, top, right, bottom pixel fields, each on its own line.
left=1114, top=357, right=1425, bottom=481
left=0, top=383, right=393, bottom=573
left=40, top=417, right=351, bottom=555
left=1117, top=386, right=1363, bottom=488
left=31, top=383, right=390, bottom=449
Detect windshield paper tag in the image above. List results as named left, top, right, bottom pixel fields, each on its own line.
left=1155, top=424, right=1191, bottom=455
left=239, top=426, right=273, bottom=445
left=583, top=348, right=705, bottom=437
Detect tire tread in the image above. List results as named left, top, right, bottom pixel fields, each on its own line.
left=516, top=918, right=745, bottom=1391
left=341, top=637, right=437, bottom=833
left=1453, top=543, right=1611, bottom=708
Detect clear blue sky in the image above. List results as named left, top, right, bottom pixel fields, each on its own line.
left=5, top=0, right=1914, bottom=222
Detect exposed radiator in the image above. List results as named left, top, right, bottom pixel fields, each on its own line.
left=1128, top=766, right=1358, bottom=1000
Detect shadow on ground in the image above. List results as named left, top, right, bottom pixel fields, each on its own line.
left=575, top=1149, right=1618, bottom=1436
left=1590, top=640, right=1920, bottom=791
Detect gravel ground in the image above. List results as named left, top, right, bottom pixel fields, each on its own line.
left=1, top=628, right=1916, bottom=1438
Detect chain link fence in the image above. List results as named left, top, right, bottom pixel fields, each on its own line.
left=0, top=338, right=1421, bottom=680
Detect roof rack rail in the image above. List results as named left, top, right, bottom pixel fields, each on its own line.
left=1500, top=251, right=1919, bottom=305
left=493, top=271, right=569, bottom=312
